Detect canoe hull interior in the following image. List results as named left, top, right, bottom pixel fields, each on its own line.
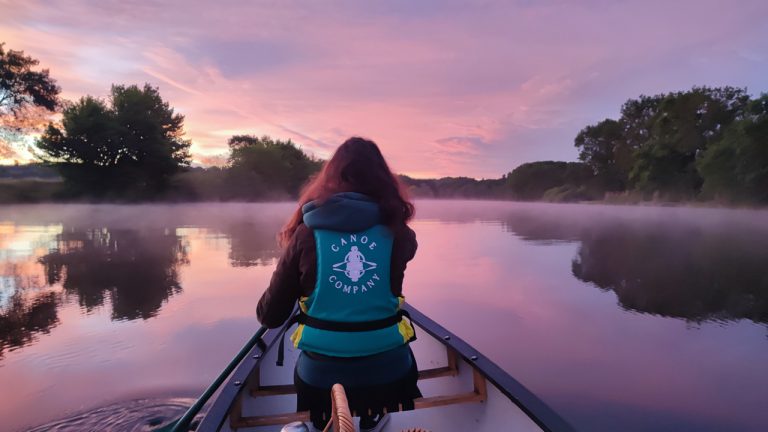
left=217, top=327, right=544, bottom=432
left=194, top=305, right=574, bottom=432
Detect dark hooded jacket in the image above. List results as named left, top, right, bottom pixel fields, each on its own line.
left=257, top=192, right=417, bottom=328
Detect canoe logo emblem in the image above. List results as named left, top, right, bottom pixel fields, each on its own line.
left=333, top=246, right=377, bottom=282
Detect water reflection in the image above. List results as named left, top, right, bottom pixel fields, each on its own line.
left=572, top=225, right=768, bottom=324
left=224, top=222, right=280, bottom=267
left=0, top=203, right=766, bottom=432
left=0, top=205, right=285, bottom=362
left=0, top=290, right=59, bottom=359
left=489, top=205, right=768, bottom=326
left=38, top=228, right=189, bottom=321
left=0, top=227, right=61, bottom=358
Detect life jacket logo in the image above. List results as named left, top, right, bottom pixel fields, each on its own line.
left=328, top=234, right=381, bottom=294
left=332, top=245, right=377, bottom=282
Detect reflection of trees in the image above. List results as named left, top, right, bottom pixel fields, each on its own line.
left=572, top=225, right=768, bottom=324
left=0, top=205, right=284, bottom=358
left=0, top=291, right=59, bottom=358
left=498, top=210, right=768, bottom=324
left=39, top=228, right=189, bottom=320
left=224, top=222, right=280, bottom=267
left=1, top=261, right=59, bottom=358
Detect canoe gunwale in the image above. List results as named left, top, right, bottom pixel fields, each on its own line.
left=196, top=322, right=288, bottom=431
left=402, top=304, right=576, bottom=432
left=197, top=304, right=576, bottom=432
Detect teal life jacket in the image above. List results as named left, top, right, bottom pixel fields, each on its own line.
left=290, top=224, right=415, bottom=357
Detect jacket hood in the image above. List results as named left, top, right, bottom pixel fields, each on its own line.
left=302, top=192, right=381, bottom=232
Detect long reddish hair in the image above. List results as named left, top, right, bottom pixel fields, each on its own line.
left=278, top=137, right=414, bottom=247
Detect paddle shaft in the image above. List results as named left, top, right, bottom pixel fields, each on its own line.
left=163, top=325, right=268, bottom=432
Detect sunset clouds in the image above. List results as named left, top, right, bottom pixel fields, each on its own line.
left=2, top=0, right=767, bottom=176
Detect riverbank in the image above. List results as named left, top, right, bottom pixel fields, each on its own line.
left=1, top=178, right=765, bottom=210
left=0, top=178, right=63, bottom=203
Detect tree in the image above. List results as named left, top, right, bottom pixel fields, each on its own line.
left=627, top=87, right=749, bottom=197
left=0, top=43, right=61, bottom=160
left=618, top=94, right=665, bottom=152
left=574, top=87, right=753, bottom=200
left=225, top=135, right=321, bottom=199
left=505, top=161, right=594, bottom=200
left=574, top=119, right=626, bottom=190
left=574, top=94, right=667, bottom=193
left=698, top=94, right=768, bottom=203
left=36, top=84, right=191, bottom=197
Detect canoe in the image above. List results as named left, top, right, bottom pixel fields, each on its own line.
left=166, top=304, right=575, bottom=432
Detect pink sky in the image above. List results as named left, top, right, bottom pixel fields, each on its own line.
left=2, top=0, right=767, bottom=177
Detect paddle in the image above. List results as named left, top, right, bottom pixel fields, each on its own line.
left=155, top=325, right=269, bottom=432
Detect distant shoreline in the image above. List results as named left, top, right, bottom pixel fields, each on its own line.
left=1, top=181, right=765, bottom=211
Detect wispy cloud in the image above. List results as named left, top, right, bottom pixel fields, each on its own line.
left=2, top=0, right=767, bottom=175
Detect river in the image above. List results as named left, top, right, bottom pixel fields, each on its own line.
left=1, top=201, right=766, bottom=432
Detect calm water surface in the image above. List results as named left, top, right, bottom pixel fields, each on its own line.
left=1, top=202, right=766, bottom=432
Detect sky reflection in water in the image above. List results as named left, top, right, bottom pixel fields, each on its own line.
left=0, top=202, right=766, bottom=432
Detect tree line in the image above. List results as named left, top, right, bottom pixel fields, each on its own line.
left=575, top=86, right=768, bottom=203
left=403, top=87, right=768, bottom=204
left=1, top=42, right=766, bottom=204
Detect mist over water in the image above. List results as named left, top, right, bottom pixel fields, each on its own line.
left=1, top=201, right=767, bottom=432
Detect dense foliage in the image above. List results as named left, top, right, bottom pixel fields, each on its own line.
left=36, top=84, right=191, bottom=198
left=399, top=161, right=596, bottom=202
left=170, top=135, right=322, bottom=201
left=400, top=176, right=506, bottom=199
left=505, top=161, right=595, bottom=200
left=696, top=95, right=768, bottom=202
left=576, top=86, right=767, bottom=203
left=226, top=135, right=322, bottom=198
